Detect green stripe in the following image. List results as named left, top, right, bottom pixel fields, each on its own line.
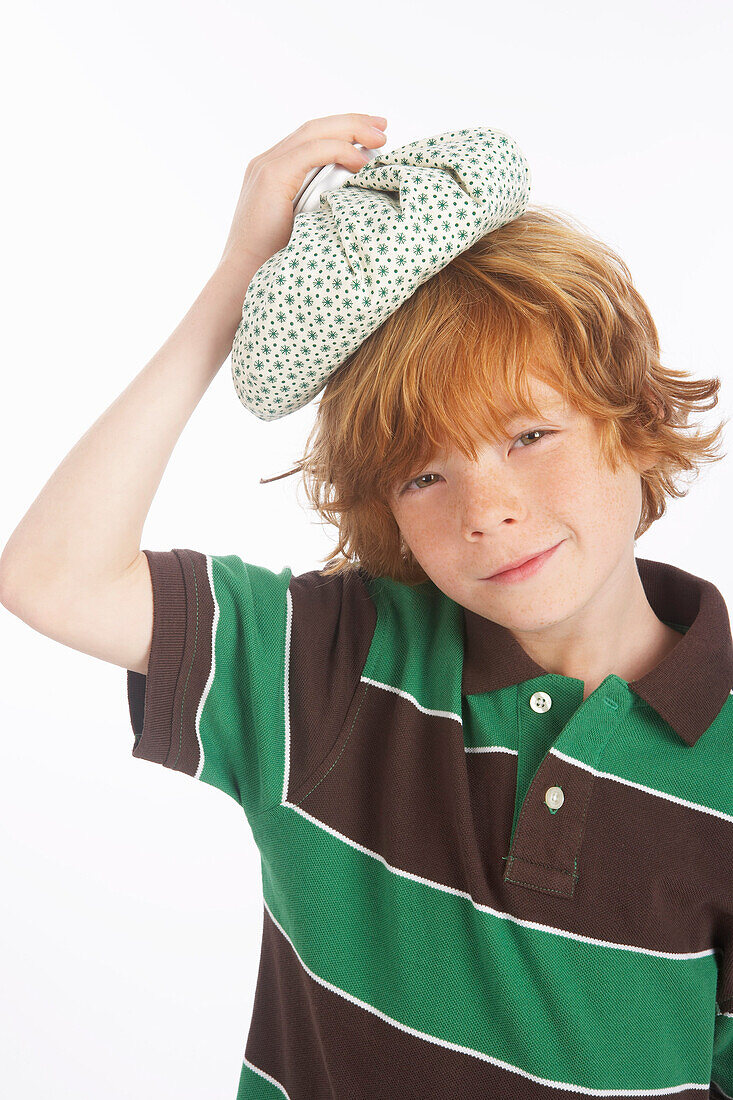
left=604, top=693, right=733, bottom=815
left=204, top=556, right=291, bottom=818
left=365, top=576, right=464, bottom=713
left=256, top=804, right=716, bottom=1089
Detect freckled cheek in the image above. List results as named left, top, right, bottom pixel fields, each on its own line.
left=401, top=515, right=455, bottom=569
left=545, top=460, right=609, bottom=537
left=544, top=463, right=588, bottom=515
left=561, top=463, right=640, bottom=545
left=406, top=516, right=444, bottom=553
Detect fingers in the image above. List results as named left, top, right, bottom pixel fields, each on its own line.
left=262, top=113, right=388, bottom=162
left=249, top=113, right=389, bottom=183
left=299, top=115, right=389, bottom=171
left=300, top=112, right=388, bottom=136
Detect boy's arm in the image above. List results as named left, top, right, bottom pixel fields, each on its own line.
left=0, top=260, right=256, bottom=673
left=0, top=115, right=388, bottom=673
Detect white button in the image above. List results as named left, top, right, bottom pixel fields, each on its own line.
left=545, top=786, right=564, bottom=810
left=530, top=690, right=552, bottom=713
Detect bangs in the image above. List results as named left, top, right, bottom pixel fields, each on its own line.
left=338, top=281, right=571, bottom=499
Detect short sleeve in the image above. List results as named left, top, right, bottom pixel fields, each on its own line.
left=126, top=549, right=292, bottom=819
left=125, top=549, right=378, bottom=830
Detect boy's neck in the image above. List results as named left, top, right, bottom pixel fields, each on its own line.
left=507, top=552, right=684, bottom=702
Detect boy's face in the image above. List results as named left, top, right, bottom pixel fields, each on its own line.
left=387, top=374, right=652, bottom=633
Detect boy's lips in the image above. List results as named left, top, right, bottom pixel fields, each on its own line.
left=482, top=539, right=565, bottom=580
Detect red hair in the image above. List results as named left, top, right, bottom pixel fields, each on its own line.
left=262, top=205, right=727, bottom=586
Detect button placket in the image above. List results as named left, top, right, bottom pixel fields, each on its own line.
left=504, top=683, right=623, bottom=898
left=528, top=691, right=567, bottom=816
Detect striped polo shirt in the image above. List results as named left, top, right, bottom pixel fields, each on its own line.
left=126, top=549, right=733, bottom=1099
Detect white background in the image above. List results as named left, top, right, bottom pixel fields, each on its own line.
left=1, top=1, right=731, bottom=1096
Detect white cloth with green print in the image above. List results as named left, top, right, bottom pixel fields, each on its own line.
left=230, top=126, right=532, bottom=422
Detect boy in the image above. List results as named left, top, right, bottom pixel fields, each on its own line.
left=2, top=114, right=732, bottom=1098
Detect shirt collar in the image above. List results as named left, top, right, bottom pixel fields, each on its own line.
left=461, top=556, right=733, bottom=747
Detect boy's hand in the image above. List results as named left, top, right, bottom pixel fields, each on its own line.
left=218, top=113, right=388, bottom=280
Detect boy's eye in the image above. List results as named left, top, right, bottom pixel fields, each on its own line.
left=402, top=472, right=441, bottom=493
left=400, top=429, right=556, bottom=494
left=513, top=428, right=556, bottom=449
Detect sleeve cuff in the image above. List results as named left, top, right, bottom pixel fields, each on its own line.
left=126, top=549, right=193, bottom=768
